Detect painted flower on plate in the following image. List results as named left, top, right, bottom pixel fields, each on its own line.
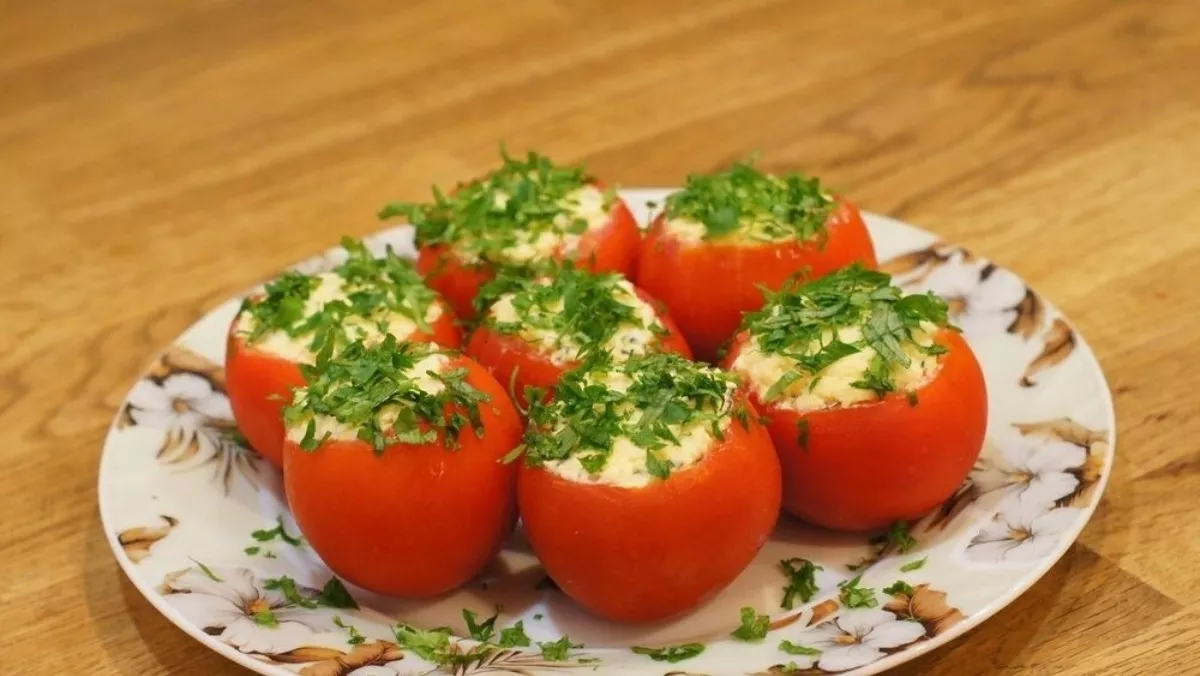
left=971, top=428, right=1087, bottom=510
left=885, top=245, right=1033, bottom=339
left=966, top=499, right=1082, bottom=564
left=781, top=608, right=926, bottom=673
left=161, top=565, right=339, bottom=655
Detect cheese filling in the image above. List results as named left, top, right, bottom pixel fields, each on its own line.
left=733, top=323, right=943, bottom=413
left=662, top=213, right=816, bottom=246
left=535, top=365, right=737, bottom=489
left=486, top=276, right=662, bottom=366
left=285, top=353, right=450, bottom=444
left=460, top=184, right=612, bottom=265
left=237, top=271, right=442, bottom=364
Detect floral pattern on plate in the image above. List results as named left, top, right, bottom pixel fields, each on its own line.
left=98, top=193, right=1115, bottom=676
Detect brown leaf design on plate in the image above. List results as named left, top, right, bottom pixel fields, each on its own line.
left=1006, top=287, right=1046, bottom=340
left=768, top=612, right=804, bottom=632
left=807, top=599, right=839, bottom=627
left=117, top=515, right=178, bottom=563
left=268, top=646, right=348, bottom=665
left=1014, top=418, right=1106, bottom=448
left=884, top=585, right=965, bottom=637
left=148, top=344, right=227, bottom=391
left=291, top=641, right=402, bottom=675
left=443, top=644, right=591, bottom=675
left=921, top=481, right=980, bottom=533
left=1020, top=318, right=1076, bottom=387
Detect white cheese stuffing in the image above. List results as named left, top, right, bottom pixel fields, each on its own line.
left=487, top=277, right=661, bottom=366
left=284, top=353, right=450, bottom=443
left=463, top=184, right=612, bottom=265
left=541, top=370, right=736, bottom=489
left=733, top=323, right=943, bottom=413
left=662, top=212, right=815, bottom=246
left=236, top=272, right=442, bottom=364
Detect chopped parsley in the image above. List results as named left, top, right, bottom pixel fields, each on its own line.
left=779, top=640, right=822, bottom=656
left=334, top=616, right=366, bottom=645
left=871, top=521, right=918, bottom=554
left=262, top=575, right=358, bottom=610
left=512, top=352, right=736, bottom=479
left=740, top=265, right=950, bottom=400
left=537, top=636, right=581, bottom=661
left=240, top=236, right=437, bottom=357
left=243, top=545, right=261, bottom=556
left=284, top=337, right=489, bottom=452
left=478, top=263, right=663, bottom=363
left=838, top=575, right=878, bottom=609
left=900, top=557, right=928, bottom=572
left=393, top=623, right=453, bottom=663
left=378, top=149, right=609, bottom=267
left=883, top=580, right=915, bottom=597
left=664, top=159, right=834, bottom=243
left=498, top=621, right=531, bottom=648
left=191, top=559, right=222, bottom=582
left=631, top=643, right=706, bottom=663
left=731, top=606, right=771, bottom=642
left=463, top=608, right=499, bottom=642
left=252, top=609, right=279, bottom=627
left=779, top=557, right=822, bottom=610
left=251, top=516, right=305, bottom=547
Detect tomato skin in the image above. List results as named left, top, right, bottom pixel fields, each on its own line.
left=283, top=356, right=522, bottom=597
left=225, top=301, right=462, bottom=469
left=417, top=190, right=642, bottom=321
left=517, top=393, right=782, bottom=623
left=464, top=287, right=692, bottom=405
left=724, top=329, right=987, bottom=532
left=636, top=197, right=877, bottom=362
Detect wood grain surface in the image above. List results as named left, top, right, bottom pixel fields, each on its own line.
left=2, top=0, right=1197, bottom=673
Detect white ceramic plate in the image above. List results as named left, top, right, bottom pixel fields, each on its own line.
left=99, top=188, right=1114, bottom=676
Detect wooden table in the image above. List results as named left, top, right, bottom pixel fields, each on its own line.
left=3, top=0, right=1197, bottom=674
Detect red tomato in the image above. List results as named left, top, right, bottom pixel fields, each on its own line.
left=225, top=301, right=462, bottom=469
left=636, top=197, right=877, bottom=362
left=283, top=356, right=522, bottom=597
left=724, top=329, right=987, bottom=532
left=417, top=191, right=642, bottom=321
left=464, top=287, right=692, bottom=406
left=517, top=393, right=782, bottom=623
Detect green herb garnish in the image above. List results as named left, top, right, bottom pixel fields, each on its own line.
left=393, top=623, right=453, bottom=663
left=284, top=337, right=489, bottom=453
left=516, top=353, right=735, bottom=479
left=838, top=575, right=878, bottom=609
left=240, top=237, right=437, bottom=358
left=883, top=580, right=915, bottom=597
left=537, top=636, right=581, bottom=661
left=631, top=643, right=706, bottom=662
left=779, top=640, right=822, bottom=656
left=871, top=521, right=918, bottom=554
left=334, top=616, right=366, bottom=645
left=498, top=620, right=531, bottom=648
left=251, top=516, right=305, bottom=547
left=740, top=265, right=950, bottom=400
left=262, top=575, right=357, bottom=610
left=379, top=149, right=608, bottom=267
left=463, top=608, right=499, bottom=643
left=191, top=559, right=222, bottom=582
left=731, top=607, right=771, bottom=642
left=252, top=608, right=279, bottom=627
left=779, top=558, right=821, bottom=610
left=664, top=159, right=834, bottom=243
left=477, top=263, right=665, bottom=363
left=900, top=557, right=928, bottom=572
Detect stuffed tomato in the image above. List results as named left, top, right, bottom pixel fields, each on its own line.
left=378, top=150, right=641, bottom=320
left=282, top=338, right=522, bottom=597
left=722, top=264, right=987, bottom=532
left=466, top=265, right=691, bottom=406
left=637, top=161, right=877, bottom=362
left=226, top=238, right=460, bottom=468
left=515, top=352, right=781, bottom=623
